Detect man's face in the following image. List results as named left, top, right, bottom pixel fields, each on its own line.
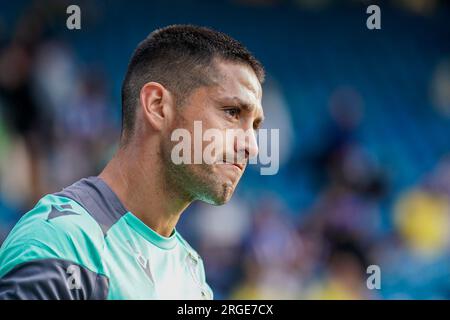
left=163, top=59, right=263, bottom=205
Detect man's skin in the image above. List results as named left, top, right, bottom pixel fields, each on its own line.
left=100, top=58, right=264, bottom=237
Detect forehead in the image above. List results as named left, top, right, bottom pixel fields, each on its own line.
left=208, top=59, right=263, bottom=108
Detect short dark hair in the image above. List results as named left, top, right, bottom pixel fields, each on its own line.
left=121, top=24, right=265, bottom=142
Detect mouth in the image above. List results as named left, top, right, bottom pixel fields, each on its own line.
left=232, top=163, right=244, bottom=171
left=217, top=160, right=245, bottom=171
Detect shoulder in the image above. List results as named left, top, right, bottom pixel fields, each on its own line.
left=0, top=192, right=110, bottom=299
left=0, top=193, right=106, bottom=278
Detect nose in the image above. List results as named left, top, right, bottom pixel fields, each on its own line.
left=235, top=128, right=259, bottom=161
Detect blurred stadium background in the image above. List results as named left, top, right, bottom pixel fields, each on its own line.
left=1, top=0, right=450, bottom=299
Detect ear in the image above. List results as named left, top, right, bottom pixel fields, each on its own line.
left=139, top=82, right=174, bottom=131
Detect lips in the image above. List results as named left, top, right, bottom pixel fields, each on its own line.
left=217, top=154, right=247, bottom=171
left=217, top=159, right=245, bottom=171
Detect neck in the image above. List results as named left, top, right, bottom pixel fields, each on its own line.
left=99, top=141, right=192, bottom=237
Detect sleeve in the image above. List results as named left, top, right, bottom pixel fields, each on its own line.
left=0, top=257, right=109, bottom=300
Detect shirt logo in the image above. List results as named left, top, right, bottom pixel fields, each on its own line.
left=126, top=240, right=154, bottom=283
left=66, top=264, right=82, bottom=290
left=47, top=204, right=79, bottom=220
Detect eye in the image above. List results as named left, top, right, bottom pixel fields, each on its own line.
left=224, top=107, right=241, bottom=119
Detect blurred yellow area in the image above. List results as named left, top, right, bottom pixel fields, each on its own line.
left=395, top=189, right=450, bottom=256
left=306, top=279, right=363, bottom=300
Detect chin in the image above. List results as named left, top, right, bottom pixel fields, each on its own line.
left=201, top=182, right=235, bottom=206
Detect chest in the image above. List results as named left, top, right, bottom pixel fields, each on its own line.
left=101, top=237, right=208, bottom=299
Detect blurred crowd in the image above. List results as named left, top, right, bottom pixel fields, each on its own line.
left=1, top=0, right=450, bottom=299
left=0, top=1, right=119, bottom=215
